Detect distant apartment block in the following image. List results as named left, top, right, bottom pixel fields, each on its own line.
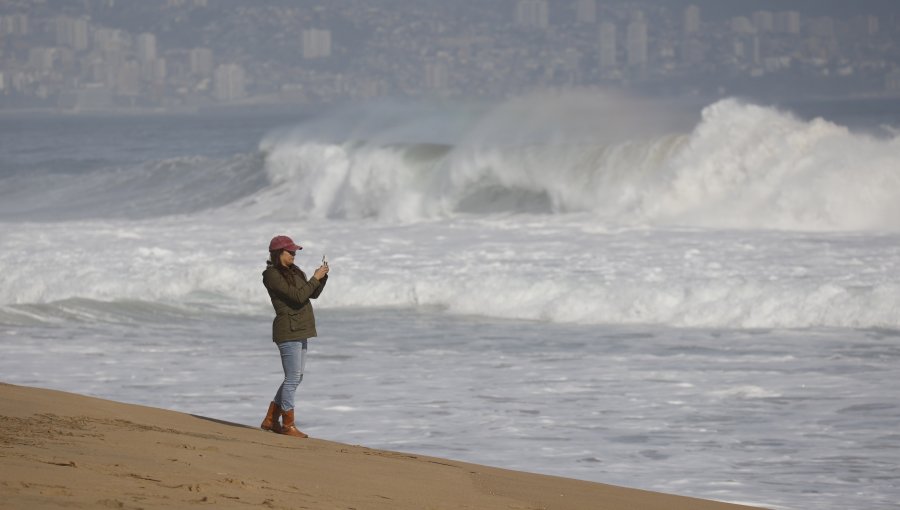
left=0, top=13, right=29, bottom=36
left=576, top=0, right=597, bottom=25
left=28, top=47, right=56, bottom=73
left=302, top=29, right=332, bottom=59
left=598, top=21, right=617, bottom=69
left=514, top=0, right=549, bottom=29
left=117, top=60, right=140, bottom=97
left=861, top=15, right=879, bottom=36
left=137, top=33, right=157, bottom=62
left=190, top=47, right=214, bottom=76
left=627, top=12, right=648, bottom=67
left=214, top=63, right=245, bottom=101
left=55, top=16, right=90, bottom=51
left=425, top=60, right=450, bottom=91
left=140, top=54, right=166, bottom=86
left=732, top=17, right=755, bottom=35
left=808, top=17, right=836, bottom=38
left=93, top=28, right=130, bottom=53
left=683, top=5, right=700, bottom=35
left=774, top=11, right=801, bottom=35
left=752, top=11, right=774, bottom=33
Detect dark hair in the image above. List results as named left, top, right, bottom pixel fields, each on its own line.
left=269, top=249, right=300, bottom=286
left=270, top=249, right=286, bottom=268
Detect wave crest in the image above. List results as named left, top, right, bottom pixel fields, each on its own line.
left=251, top=96, right=900, bottom=231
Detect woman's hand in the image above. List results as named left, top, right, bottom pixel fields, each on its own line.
left=313, top=264, right=329, bottom=280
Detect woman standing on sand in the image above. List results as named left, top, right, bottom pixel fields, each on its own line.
left=259, top=235, right=329, bottom=438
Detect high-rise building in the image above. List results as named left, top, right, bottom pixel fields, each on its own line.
left=93, top=28, right=130, bottom=53
left=142, top=57, right=166, bottom=84
left=733, top=36, right=760, bottom=64
left=808, top=17, right=835, bottom=38
left=731, top=17, right=755, bottom=35
left=598, top=21, right=617, bottom=69
left=28, top=48, right=56, bottom=73
left=137, top=33, right=157, bottom=63
left=0, top=13, right=29, bottom=36
left=752, top=11, right=774, bottom=33
left=515, top=0, right=549, bottom=29
left=214, top=63, right=245, bottom=101
left=576, top=0, right=597, bottom=24
left=55, top=17, right=90, bottom=51
left=190, top=47, right=214, bottom=76
left=774, top=11, right=801, bottom=35
left=116, top=60, right=140, bottom=97
left=72, top=18, right=89, bottom=51
left=302, top=29, right=332, bottom=59
left=425, top=61, right=449, bottom=91
left=862, top=15, right=879, bottom=36
left=683, top=5, right=700, bottom=35
left=563, top=47, right=582, bottom=74
left=626, top=12, right=648, bottom=67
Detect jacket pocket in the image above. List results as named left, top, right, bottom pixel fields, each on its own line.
left=288, top=312, right=303, bottom=332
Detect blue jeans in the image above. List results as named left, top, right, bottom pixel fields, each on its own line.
left=273, top=339, right=307, bottom=412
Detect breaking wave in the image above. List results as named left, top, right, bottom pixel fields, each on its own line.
left=251, top=95, right=900, bottom=231
left=3, top=93, right=898, bottom=232
left=2, top=93, right=899, bottom=330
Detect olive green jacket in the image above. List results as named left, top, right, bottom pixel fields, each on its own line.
left=262, top=263, right=328, bottom=343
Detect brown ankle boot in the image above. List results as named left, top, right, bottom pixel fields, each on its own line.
left=279, top=408, right=308, bottom=438
left=260, top=401, right=282, bottom=433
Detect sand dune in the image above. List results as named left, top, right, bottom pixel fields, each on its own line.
left=0, top=383, right=766, bottom=509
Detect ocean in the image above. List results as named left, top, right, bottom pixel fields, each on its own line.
left=1, top=91, right=898, bottom=509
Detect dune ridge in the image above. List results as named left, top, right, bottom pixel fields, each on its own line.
left=0, top=383, right=766, bottom=509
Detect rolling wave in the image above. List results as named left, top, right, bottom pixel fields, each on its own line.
left=2, top=217, right=898, bottom=330
left=3, top=94, right=897, bottom=231
left=248, top=97, right=900, bottom=230
left=0, top=153, right=267, bottom=221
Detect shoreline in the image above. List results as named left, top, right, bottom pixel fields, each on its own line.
left=0, top=382, right=769, bottom=510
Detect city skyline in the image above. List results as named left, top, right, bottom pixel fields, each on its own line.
left=2, top=0, right=900, bottom=113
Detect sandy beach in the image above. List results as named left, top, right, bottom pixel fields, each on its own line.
left=0, top=383, right=767, bottom=510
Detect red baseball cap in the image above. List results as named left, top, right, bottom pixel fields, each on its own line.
left=269, top=235, right=302, bottom=252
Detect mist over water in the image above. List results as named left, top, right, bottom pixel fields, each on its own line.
left=4, top=92, right=899, bottom=230
left=257, top=93, right=900, bottom=229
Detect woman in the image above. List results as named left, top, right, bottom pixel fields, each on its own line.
left=260, top=234, right=329, bottom=438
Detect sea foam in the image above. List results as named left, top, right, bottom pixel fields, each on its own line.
left=2, top=94, right=900, bottom=330
left=253, top=96, right=900, bottom=231
left=2, top=216, right=899, bottom=330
